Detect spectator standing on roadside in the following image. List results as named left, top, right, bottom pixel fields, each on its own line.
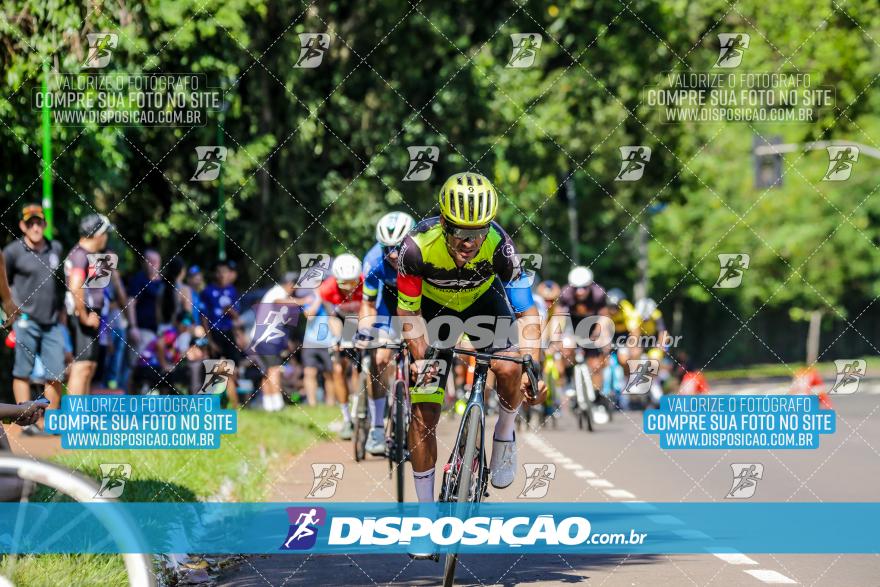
left=2, top=204, right=65, bottom=410
left=127, top=248, right=162, bottom=354
left=65, top=214, right=119, bottom=395
left=248, top=272, right=300, bottom=412
left=200, top=259, right=241, bottom=408
left=186, top=265, right=205, bottom=326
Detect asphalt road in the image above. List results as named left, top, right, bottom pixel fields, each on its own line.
left=218, top=390, right=880, bottom=586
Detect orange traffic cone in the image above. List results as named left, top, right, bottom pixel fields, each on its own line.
left=790, top=366, right=832, bottom=409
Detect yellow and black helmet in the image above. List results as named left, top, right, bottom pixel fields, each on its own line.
left=438, top=172, right=498, bottom=227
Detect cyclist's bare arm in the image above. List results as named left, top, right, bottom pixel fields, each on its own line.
left=397, top=307, right=427, bottom=362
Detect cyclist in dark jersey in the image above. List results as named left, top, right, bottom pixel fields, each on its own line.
left=397, top=172, right=545, bottom=516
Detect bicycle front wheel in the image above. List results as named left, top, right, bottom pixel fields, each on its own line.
left=0, top=457, right=156, bottom=586
left=443, top=408, right=481, bottom=587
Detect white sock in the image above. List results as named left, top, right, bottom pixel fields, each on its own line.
left=413, top=468, right=436, bottom=503
left=340, top=403, right=351, bottom=423
left=274, top=394, right=285, bottom=411
left=369, top=396, right=386, bottom=428
left=494, top=402, right=519, bottom=442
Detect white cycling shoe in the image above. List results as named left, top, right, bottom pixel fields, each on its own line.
left=365, top=427, right=386, bottom=456
left=489, top=435, right=517, bottom=489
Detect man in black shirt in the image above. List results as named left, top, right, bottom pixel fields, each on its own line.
left=65, top=213, right=119, bottom=395
left=2, top=204, right=65, bottom=408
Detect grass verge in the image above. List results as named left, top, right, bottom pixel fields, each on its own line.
left=2, top=405, right=338, bottom=586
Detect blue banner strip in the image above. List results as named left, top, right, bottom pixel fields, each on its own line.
left=0, top=502, right=878, bottom=554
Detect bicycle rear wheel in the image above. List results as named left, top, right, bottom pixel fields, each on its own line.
left=574, top=365, right=593, bottom=432
left=353, top=354, right=374, bottom=462
left=442, top=408, right=481, bottom=587
left=393, top=380, right=406, bottom=502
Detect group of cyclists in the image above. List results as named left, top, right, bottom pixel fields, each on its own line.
left=302, top=171, right=678, bottom=522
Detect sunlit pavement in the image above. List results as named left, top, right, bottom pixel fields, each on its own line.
left=218, top=392, right=880, bottom=586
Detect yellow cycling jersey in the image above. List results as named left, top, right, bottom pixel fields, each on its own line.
left=619, top=301, right=663, bottom=336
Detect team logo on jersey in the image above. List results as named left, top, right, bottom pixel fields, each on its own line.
left=713, top=253, right=750, bottom=288
left=198, top=360, right=234, bottom=394
left=95, top=463, right=131, bottom=498
left=191, top=146, right=228, bottom=181
left=297, top=253, right=332, bottom=288
left=83, top=253, right=117, bottom=288
left=82, top=33, right=118, bottom=69
left=823, top=146, right=859, bottom=181
left=518, top=463, right=556, bottom=499
left=726, top=463, right=763, bottom=498
left=830, top=359, right=866, bottom=394
left=295, top=33, right=331, bottom=68
left=623, top=359, right=659, bottom=395
left=280, top=507, right=327, bottom=550
left=307, top=463, right=344, bottom=498
left=507, top=34, right=542, bottom=68
left=616, top=146, right=651, bottom=181
left=403, top=146, right=439, bottom=181
left=714, top=33, right=749, bottom=68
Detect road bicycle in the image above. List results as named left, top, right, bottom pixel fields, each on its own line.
left=0, top=456, right=155, bottom=586
left=376, top=341, right=410, bottom=502
left=570, top=345, right=614, bottom=431
left=348, top=345, right=377, bottom=462
left=432, top=346, right=540, bottom=587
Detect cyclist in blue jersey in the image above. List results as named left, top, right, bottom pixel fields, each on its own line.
left=357, top=211, right=415, bottom=456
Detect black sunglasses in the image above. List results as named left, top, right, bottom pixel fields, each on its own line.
left=444, top=224, right=490, bottom=240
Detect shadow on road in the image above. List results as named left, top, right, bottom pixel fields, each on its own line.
left=219, top=552, right=663, bottom=586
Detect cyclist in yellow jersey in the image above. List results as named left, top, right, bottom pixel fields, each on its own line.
left=628, top=297, right=668, bottom=360
left=397, top=172, right=546, bottom=512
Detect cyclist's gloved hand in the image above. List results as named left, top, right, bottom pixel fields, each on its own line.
left=354, top=328, right=374, bottom=349
left=522, top=357, right=547, bottom=406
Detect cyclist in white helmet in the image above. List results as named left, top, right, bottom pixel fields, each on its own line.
left=356, top=211, right=415, bottom=455
left=301, top=253, right=364, bottom=439
left=559, top=265, right=609, bottom=390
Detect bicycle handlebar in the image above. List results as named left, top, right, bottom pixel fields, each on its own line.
left=425, top=346, right=542, bottom=401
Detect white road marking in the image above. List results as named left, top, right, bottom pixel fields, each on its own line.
left=605, top=489, right=636, bottom=499
left=563, top=463, right=582, bottom=470
left=711, top=552, right=757, bottom=565
left=574, top=469, right=597, bottom=478
left=744, top=569, right=798, bottom=584
left=587, top=479, right=614, bottom=488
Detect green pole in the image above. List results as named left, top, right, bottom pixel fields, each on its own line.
left=41, top=62, right=54, bottom=239
left=217, top=103, right=226, bottom=261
